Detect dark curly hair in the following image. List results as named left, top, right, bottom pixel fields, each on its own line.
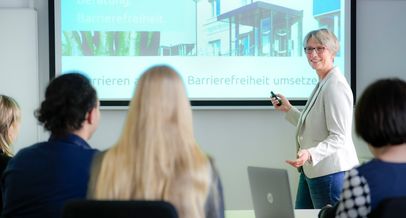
left=35, top=73, right=97, bottom=136
left=355, top=78, right=406, bottom=147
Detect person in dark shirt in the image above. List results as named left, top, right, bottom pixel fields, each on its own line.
left=319, top=78, right=406, bottom=217
left=1, top=73, right=100, bottom=218
left=0, top=95, right=21, bottom=213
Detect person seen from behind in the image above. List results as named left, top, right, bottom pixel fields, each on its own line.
left=1, top=73, right=100, bottom=218
left=319, top=78, right=406, bottom=217
left=87, top=65, right=225, bottom=218
left=0, top=95, right=20, bottom=213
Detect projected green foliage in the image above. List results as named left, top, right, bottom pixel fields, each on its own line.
left=62, top=31, right=160, bottom=56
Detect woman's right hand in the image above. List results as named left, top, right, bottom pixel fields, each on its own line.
left=270, top=93, right=292, bottom=112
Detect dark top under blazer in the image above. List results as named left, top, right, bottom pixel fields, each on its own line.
left=1, top=134, right=98, bottom=218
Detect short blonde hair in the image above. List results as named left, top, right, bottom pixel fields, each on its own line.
left=304, top=28, right=340, bottom=56
left=0, top=95, right=20, bottom=156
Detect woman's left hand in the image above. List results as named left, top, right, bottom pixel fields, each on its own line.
left=286, top=149, right=311, bottom=168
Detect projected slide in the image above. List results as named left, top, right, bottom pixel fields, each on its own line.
left=56, top=0, right=347, bottom=102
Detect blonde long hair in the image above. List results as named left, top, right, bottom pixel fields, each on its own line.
left=90, top=66, right=210, bottom=218
left=0, top=95, right=20, bottom=157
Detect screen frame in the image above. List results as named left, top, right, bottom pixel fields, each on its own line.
left=48, top=0, right=356, bottom=108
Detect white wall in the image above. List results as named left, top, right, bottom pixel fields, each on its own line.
left=0, top=8, right=40, bottom=152
left=1, top=0, right=405, bottom=210
left=356, top=0, right=406, bottom=94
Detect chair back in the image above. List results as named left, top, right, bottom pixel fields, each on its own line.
left=369, top=196, right=406, bottom=218
left=63, top=200, right=178, bottom=218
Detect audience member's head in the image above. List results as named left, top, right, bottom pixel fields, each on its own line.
left=1, top=73, right=100, bottom=218
left=35, top=73, right=99, bottom=138
left=90, top=65, right=211, bottom=218
left=355, top=78, right=406, bottom=148
left=319, top=78, right=406, bottom=218
left=0, top=95, right=21, bottom=156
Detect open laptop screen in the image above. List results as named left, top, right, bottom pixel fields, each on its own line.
left=247, top=166, right=295, bottom=218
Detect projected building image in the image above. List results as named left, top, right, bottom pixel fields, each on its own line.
left=196, top=0, right=341, bottom=57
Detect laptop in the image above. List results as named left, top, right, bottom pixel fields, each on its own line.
left=247, top=166, right=295, bottom=218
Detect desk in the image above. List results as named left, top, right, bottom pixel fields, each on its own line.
left=225, top=209, right=320, bottom=218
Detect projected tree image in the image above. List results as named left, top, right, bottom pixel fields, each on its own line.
left=62, top=31, right=160, bottom=56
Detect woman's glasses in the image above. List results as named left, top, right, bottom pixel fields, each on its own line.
left=304, top=46, right=326, bottom=54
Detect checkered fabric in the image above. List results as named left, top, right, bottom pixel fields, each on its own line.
left=335, top=169, right=371, bottom=218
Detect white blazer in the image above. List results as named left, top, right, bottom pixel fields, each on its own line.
left=285, top=67, right=359, bottom=178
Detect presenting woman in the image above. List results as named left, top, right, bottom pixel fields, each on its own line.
left=271, top=29, right=359, bottom=209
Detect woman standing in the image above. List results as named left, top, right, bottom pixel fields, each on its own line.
left=271, top=29, right=358, bottom=209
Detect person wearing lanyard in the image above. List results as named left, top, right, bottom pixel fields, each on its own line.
left=271, top=28, right=359, bottom=209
